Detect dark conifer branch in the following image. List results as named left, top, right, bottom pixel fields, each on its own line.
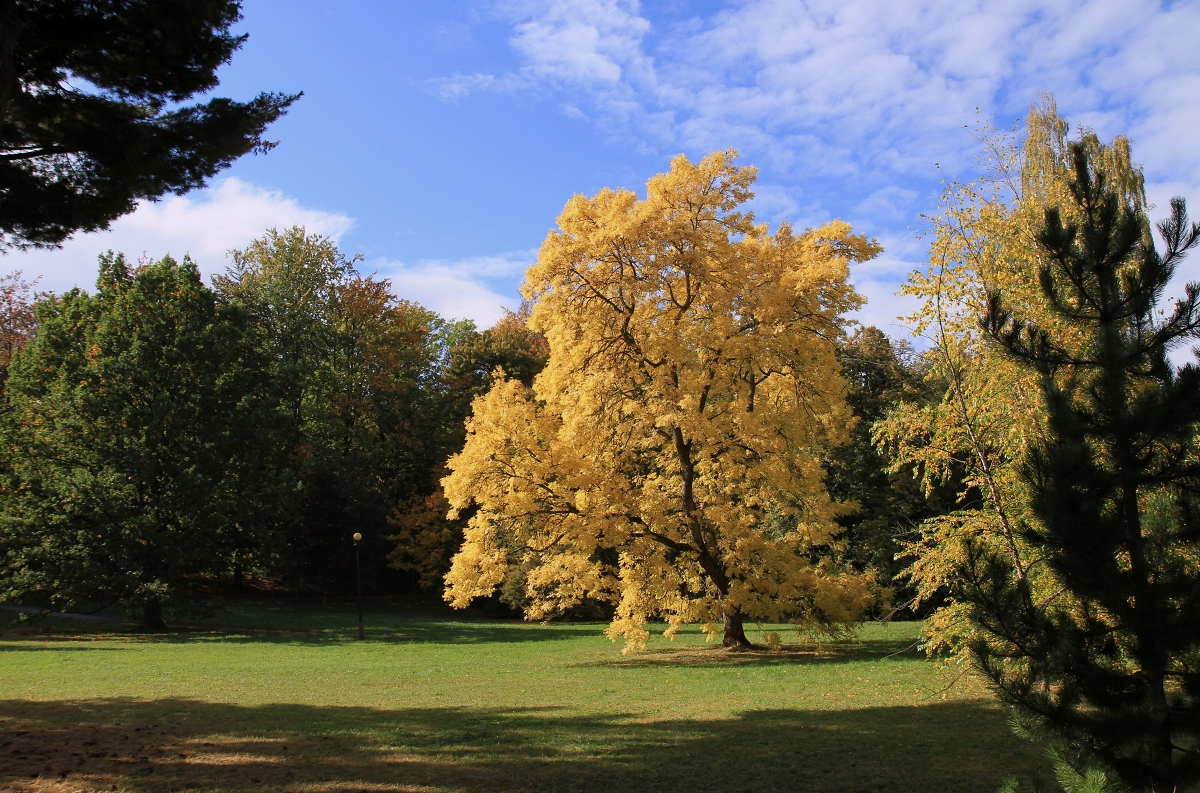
left=0, top=1, right=300, bottom=249
left=979, top=143, right=1200, bottom=793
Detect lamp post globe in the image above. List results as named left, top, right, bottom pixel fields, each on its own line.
left=352, top=533, right=364, bottom=640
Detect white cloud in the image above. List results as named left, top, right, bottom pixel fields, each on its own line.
left=854, top=186, right=920, bottom=224
left=431, top=72, right=501, bottom=100
left=369, top=250, right=536, bottom=327
left=4, top=173, right=534, bottom=329
left=507, top=0, right=652, bottom=85
left=846, top=241, right=925, bottom=338
left=849, top=273, right=922, bottom=340
left=430, top=0, right=653, bottom=102
left=444, top=0, right=1200, bottom=339
left=6, top=178, right=355, bottom=294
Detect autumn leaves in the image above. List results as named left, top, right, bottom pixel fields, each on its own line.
left=442, top=151, right=882, bottom=650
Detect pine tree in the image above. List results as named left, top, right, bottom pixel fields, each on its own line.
left=979, top=144, right=1200, bottom=792
left=0, top=0, right=299, bottom=249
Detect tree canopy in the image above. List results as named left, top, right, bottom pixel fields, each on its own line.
left=213, top=227, right=459, bottom=597
left=878, top=96, right=1200, bottom=792
left=824, top=326, right=950, bottom=600
left=0, top=0, right=299, bottom=250
left=0, top=227, right=498, bottom=622
left=0, top=253, right=283, bottom=628
left=977, top=147, right=1200, bottom=793
left=441, top=150, right=882, bottom=650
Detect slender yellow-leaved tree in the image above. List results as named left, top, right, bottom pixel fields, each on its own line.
left=876, top=94, right=1149, bottom=660
left=442, top=150, right=881, bottom=650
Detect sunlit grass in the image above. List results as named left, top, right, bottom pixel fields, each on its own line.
left=0, top=600, right=1049, bottom=792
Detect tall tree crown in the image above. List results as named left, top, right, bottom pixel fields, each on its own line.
left=978, top=142, right=1200, bottom=793
left=443, top=151, right=882, bottom=650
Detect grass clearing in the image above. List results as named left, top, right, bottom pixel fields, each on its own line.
left=0, top=599, right=1050, bottom=792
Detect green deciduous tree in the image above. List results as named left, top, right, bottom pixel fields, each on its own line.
left=0, top=0, right=299, bottom=250
left=0, top=253, right=284, bottom=628
left=214, top=227, right=457, bottom=595
left=387, top=304, right=550, bottom=592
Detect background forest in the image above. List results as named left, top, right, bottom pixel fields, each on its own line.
left=0, top=222, right=933, bottom=626
left=0, top=228, right=552, bottom=623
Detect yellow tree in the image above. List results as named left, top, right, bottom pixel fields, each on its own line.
left=874, top=97, right=1189, bottom=789
left=442, top=150, right=881, bottom=650
left=877, top=96, right=1150, bottom=661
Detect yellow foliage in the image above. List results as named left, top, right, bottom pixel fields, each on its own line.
left=442, top=150, right=882, bottom=651
left=876, top=94, right=1148, bottom=661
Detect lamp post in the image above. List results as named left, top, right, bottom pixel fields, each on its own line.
left=352, top=532, right=364, bottom=640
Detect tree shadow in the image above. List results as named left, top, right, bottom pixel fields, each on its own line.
left=168, top=616, right=598, bottom=646
left=0, top=645, right=124, bottom=653
left=0, top=697, right=1050, bottom=792
left=4, top=602, right=924, bottom=657
left=4, top=611, right=600, bottom=647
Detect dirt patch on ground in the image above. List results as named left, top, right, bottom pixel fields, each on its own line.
left=0, top=720, right=426, bottom=793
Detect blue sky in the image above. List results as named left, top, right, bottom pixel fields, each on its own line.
left=12, top=0, right=1200, bottom=336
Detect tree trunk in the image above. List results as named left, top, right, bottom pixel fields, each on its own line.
left=233, top=560, right=245, bottom=590
left=722, top=610, right=752, bottom=650
left=674, top=425, right=752, bottom=652
left=141, top=598, right=167, bottom=632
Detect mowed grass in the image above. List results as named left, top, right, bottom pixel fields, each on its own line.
left=0, top=600, right=1050, bottom=792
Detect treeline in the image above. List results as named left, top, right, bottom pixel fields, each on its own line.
left=0, top=229, right=937, bottom=629
left=0, top=229, right=554, bottom=628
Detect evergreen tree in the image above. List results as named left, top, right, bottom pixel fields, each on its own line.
left=979, top=144, right=1200, bottom=792
left=0, top=0, right=299, bottom=249
left=825, top=326, right=953, bottom=609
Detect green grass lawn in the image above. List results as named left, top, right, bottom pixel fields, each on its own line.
left=0, top=600, right=1050, bottom=792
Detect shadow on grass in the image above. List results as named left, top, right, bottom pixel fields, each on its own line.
left=5, top=602, right=924, bottom=660
left=179, top=616, right=598, bottom=646
left=197, top=598, right=611, bottom=646
left=4, top=611, right=600, bottom=647
left=0, top=645, right=125, bottom=653
left=0, top=697, right=1050, bottom=793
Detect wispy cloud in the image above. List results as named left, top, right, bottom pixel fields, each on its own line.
left=431, top=72, right=503, bottom=100
left=428, top=0, right=653, bottom=102
left=505, top=0, right=652, bottom=85
left=436, top=0, right=1200, bottom=330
